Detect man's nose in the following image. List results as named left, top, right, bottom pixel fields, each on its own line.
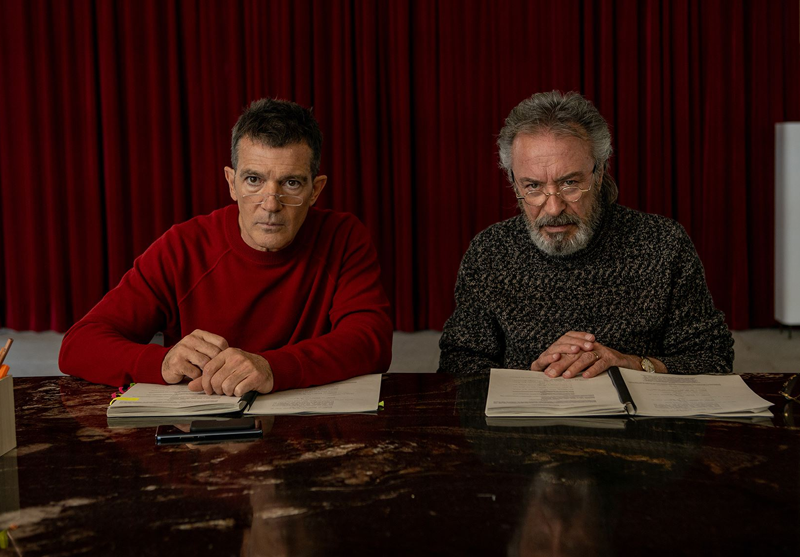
left=541, top=187, right=567, bottom=216
left=260, top=189, right=283, bottom=211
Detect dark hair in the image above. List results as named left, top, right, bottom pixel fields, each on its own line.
left=231, top=98, right=323, bottom=177
left=498, top=91, right=618, bottom=203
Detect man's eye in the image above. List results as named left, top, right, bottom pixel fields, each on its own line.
left=284, top=180, right=302, bottom=189
left=245, top=176, right=260, bottom=186
left=563, top=180, right=578, bottom=187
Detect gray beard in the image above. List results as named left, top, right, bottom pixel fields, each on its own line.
left=523, top=195, right=603, bottom=256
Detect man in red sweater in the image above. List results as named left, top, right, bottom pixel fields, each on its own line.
left=59, top=99, right=393, bottom=396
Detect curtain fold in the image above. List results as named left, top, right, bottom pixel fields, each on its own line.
left=0, top=0, right=797, bottom=332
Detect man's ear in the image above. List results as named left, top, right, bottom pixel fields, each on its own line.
left=308, top=175, right=327, bottom=206
left=225, top=167, right=237, bottom=202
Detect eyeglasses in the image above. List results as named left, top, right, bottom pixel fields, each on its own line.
left=514, top=164, right=597, bottom=207
left=780, top=374, right=800, bottom=404
left=242, top=193, right=304, bottom=207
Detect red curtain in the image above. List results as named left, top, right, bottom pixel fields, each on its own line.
left=0, top=0, right=797, bottom=332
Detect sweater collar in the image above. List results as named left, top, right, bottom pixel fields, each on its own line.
left=224, top=204, right=316, bottom=265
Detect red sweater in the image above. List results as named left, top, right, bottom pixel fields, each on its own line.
left=59, top=205, right=393, bottom=391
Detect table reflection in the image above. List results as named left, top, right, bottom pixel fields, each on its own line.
left=4, top=374, right=796, bottom=556
left=241, top=481, right=315, bottom=557
left=508, top=464, right=609, bottom=557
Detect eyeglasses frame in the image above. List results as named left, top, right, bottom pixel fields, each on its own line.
left=513, top=163, right=598, bottom=207
left=241, top=192, right=305, bottom=208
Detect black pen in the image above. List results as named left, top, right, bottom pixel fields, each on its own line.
left=241, top=390, right=259, bottom=411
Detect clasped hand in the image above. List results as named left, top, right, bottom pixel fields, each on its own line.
left=530, top=331, right=640, bottom=379
left=161, top=329, right=274, bottom=396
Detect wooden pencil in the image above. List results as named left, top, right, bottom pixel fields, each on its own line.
left=0, top=338, right=13, bottom=366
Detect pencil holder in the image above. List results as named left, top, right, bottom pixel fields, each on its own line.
left=0, top=375, right=15, bottom=457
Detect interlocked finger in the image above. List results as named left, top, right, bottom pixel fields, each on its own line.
left=569, top=350, right=612, bottom=379
left=543, top=353, right=583, bottom=377
left=560, top=350, right=600, bottom=378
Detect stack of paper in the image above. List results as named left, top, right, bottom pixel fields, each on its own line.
left=485, top=368, right=773, bottom=419
left=107, top=384, right=251, bottom=417
left=107, top=374, right=384, bottom=418
left=486, top=370, right=627, bottom=417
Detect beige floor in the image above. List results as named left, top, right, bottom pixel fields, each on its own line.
left=2, top=327, right=798, bottom=377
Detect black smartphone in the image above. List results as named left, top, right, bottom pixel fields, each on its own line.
left=155, top=418, right=262, bottom=445
left=191, top=417, right=256, bottom=432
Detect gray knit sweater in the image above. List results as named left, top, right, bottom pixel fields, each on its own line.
left=438, top=202, right=734, bottom=375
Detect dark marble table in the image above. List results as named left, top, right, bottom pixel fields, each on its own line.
left=0, top=373, right=798, bottom=556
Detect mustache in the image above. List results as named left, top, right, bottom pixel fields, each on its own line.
left=534, top=213, right=582, bottom=229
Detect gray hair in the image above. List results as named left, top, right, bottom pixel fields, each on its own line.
left=498, top=91, right=618, bottom=203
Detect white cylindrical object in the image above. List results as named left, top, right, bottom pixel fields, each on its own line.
left=775, top=122, right=800, bottom=325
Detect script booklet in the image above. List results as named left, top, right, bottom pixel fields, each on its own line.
left=485, top=367, right=774, bottom=419
left=107, top=374, right=383, bottom=418
left=246, top=373, right=382, bottom=415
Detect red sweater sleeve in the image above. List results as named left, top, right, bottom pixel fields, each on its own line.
left=58, top=236, right=177, bottom=387
left=264, top=218, right=393, bottom=391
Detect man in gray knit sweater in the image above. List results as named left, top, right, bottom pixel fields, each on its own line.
left=439, top=91, right=733, bottom=377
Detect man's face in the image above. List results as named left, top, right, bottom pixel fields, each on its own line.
left=225, top=137, right=327, bottom=252
left=510, top=132, right=602, bottom=256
